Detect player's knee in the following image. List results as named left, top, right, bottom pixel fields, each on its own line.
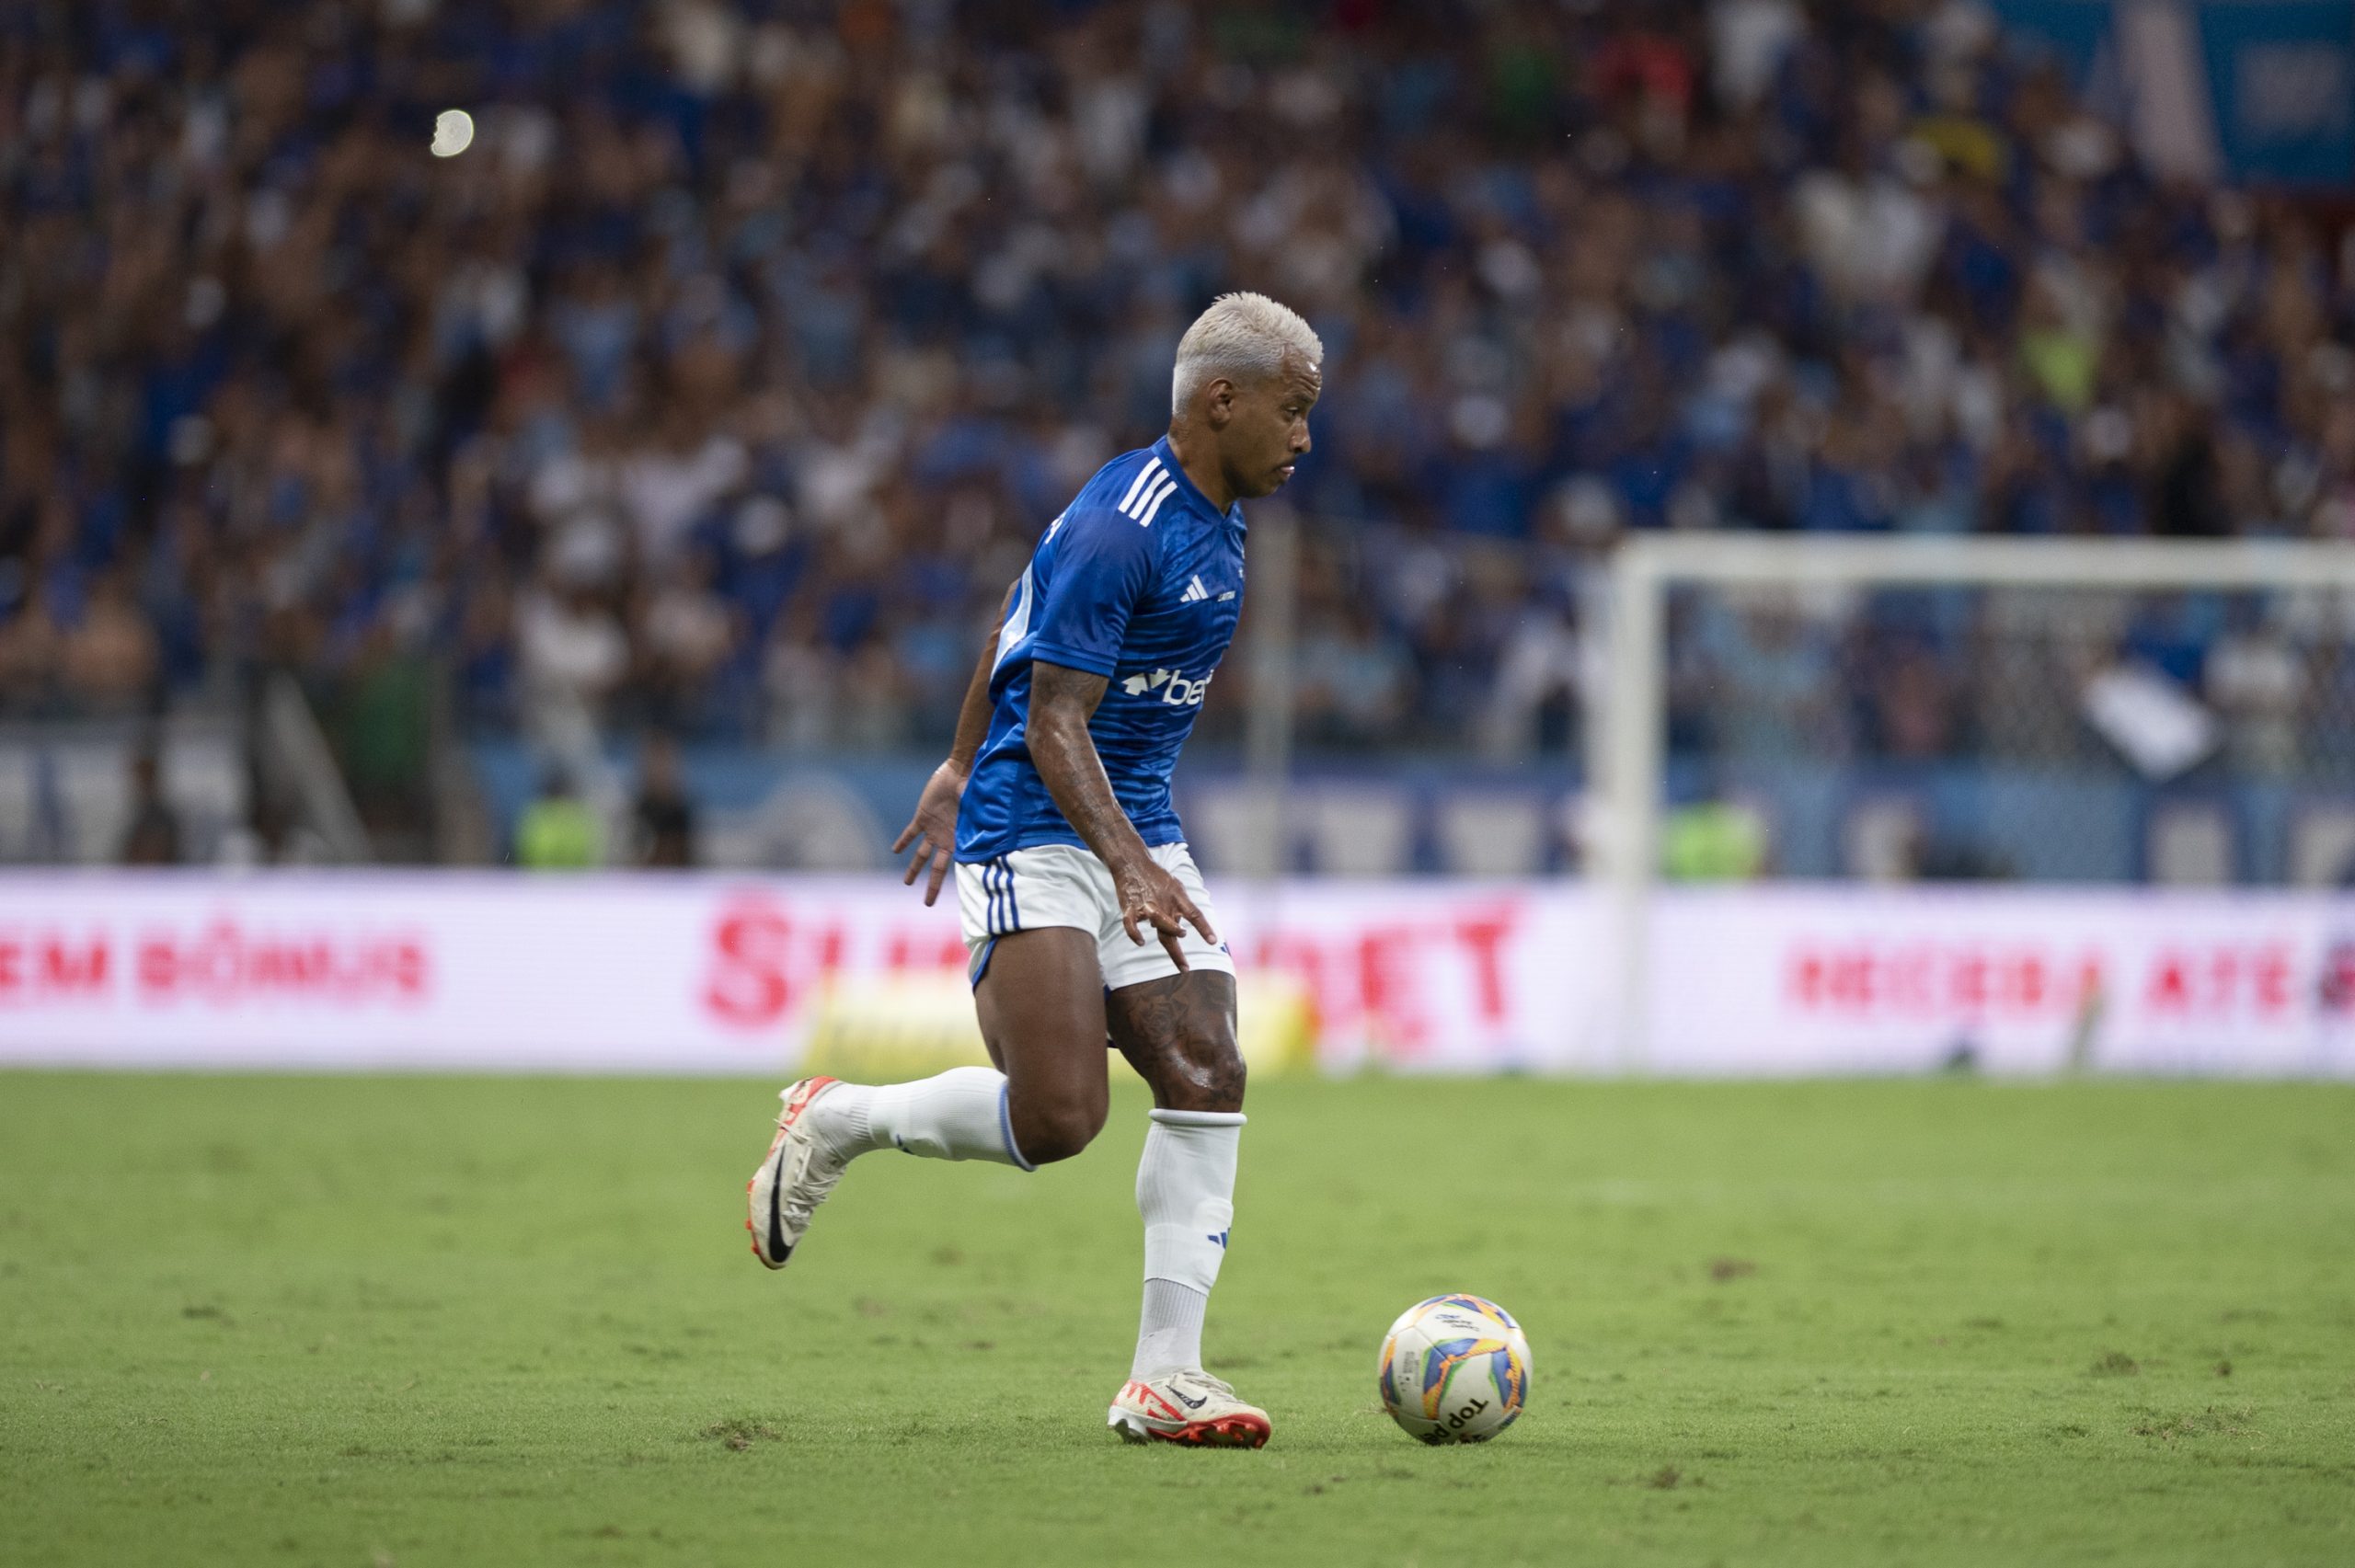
left=1009, top=1091, right=1105, bottom=1166
left=1155, top=1047, right=1246, bottom=1115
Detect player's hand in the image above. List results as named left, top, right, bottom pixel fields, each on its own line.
left=1114, top=858, right=1218, bottom=972
left=892, top=761, right=967, bottom=906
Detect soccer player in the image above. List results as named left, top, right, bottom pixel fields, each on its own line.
left=747, top=292, right=1322, bottom=1448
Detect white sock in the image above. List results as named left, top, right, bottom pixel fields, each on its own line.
left=1130, top=1107, right=1244, bottom=1379
left=1132, top=1279, right=1208, bottom=1380
left=809, top=1066, right=1033, bottom=1169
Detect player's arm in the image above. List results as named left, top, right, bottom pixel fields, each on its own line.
left=1028, top=660, right=1216, bottom=970
left=894, top=584, right=1014, bottom=905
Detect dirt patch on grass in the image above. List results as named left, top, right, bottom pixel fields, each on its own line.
left=1707, top=1258, right=1756, bottom=1283
left=2088, top=1350, right=2141, bottom=1377
left=702, top=1418, right=783, bottom=1451
left=2133, top=1406, right=2255, bottom=1442
left=1603, top=1463, right=1704, bottom=1490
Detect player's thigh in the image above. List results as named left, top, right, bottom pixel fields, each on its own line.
left=1092, top=842, right=1234, bottom=991
left=1107, top=969, right=1243, bottom=1114
left=971, top=927, right=1110, bottom=1156
left=957, top=847, right=1109, bottom=1080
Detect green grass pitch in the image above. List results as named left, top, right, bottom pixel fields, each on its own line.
left=3, top=1071, right=2351, bottom=1566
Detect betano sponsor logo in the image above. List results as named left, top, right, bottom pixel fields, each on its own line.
left=700, top=892, right=1522, bottom=1047
left=1119, top=667, right=1213, bottom=704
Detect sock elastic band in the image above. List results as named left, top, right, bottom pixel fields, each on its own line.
left=996, top=1081, right=1035, bottom=1172
left=1148, top=1107, right=1246, bottom=1127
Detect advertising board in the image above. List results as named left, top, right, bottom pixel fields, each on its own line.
left=4, top=875, right=2350, bottom=1077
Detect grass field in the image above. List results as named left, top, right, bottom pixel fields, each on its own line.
left=3, top=1072, right=2351, bottom=1567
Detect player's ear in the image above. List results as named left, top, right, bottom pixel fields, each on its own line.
left=1204, top=379, right=1235, bottom=430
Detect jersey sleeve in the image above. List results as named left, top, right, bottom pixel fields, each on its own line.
left=1023, top=507, right=1160, bottom=678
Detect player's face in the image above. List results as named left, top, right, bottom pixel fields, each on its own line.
left=1223, top=354, right=1321, bottom=500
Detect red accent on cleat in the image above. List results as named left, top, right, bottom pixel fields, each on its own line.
left=1120, top=1380, right=1187, bottom=1422
left=744, top=1077, right=842, bottom=1267
left=1146, top=1413, right=1271, bottom=1449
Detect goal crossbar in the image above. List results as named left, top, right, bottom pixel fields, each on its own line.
left=1614, top=532, right=2355, bottom=591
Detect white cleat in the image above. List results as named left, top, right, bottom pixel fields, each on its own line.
left=745, top=1077, right=847, bottom=1270
left=1108, top=1370, right=1271, bottom=1448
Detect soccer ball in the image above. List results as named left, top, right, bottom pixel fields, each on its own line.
left=1376, top=1294, right=1532, bottom=1444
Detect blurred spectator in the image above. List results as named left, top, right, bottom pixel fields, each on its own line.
left=514, top=771, right=602, bottom=870
left=60, top=572, right=160, bottom=714
left=1662, top=796, right=1769, bottom=881
left=2205, top=597, right=2304, bottom=775
left=0, top=595, right=63, bottom=714
left=118, top=750, right=181, bottom=866
left=1694, top=596, right=1840, bottom=761
left=1868, top=642, right=1960, bottom=761
left=632, top=735, right=697, bottom=868
left=637, top=548, right=741, bottom=733
left=1298, top=601, right=1417, bottom=750
left=516, top=537, right=630, bottom=753
left=324, top=623, right=434, bottom=854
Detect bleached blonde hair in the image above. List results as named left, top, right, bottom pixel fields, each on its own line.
left=1170, top=292, right=1324, bottom=416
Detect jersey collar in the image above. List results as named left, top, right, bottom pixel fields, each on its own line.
left=1152, top=436, right=1247, bottom=532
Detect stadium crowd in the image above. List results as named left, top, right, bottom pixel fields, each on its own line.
left=5, top=0, right=2354, bottom=789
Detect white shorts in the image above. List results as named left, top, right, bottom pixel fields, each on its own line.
left=956, top=841, right=1235, bottom=993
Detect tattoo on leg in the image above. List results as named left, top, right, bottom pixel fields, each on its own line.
left=1109, top=972, right=1245, bottom=1112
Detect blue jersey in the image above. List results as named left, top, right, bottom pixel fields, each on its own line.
left=956, top=438, right=1246, bottom=861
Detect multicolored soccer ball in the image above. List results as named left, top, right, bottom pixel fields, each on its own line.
left=1376, top=1294, right=1532, bottom=1444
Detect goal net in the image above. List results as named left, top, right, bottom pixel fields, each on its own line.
left=1592, top=534, right=2355, bottom=1061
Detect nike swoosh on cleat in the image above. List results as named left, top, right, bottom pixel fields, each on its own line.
left=765, top=1144, right=791, bottom=1263
left=1172, top=1387, right=1207, bottom=1410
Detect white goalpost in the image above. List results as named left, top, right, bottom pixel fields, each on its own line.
left=1592, top=533, right=2355, bottom=1069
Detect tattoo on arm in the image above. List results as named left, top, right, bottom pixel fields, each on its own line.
left=1028, top=660, right=1152, bottom=872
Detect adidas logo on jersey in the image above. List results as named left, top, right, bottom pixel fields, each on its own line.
left=1120, top=667, right=1214, bottom=706
left=1181, top=575, right=1209, bottom=603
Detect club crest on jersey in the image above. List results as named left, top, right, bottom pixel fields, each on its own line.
left=1120, top=667, right=1213, bottom=705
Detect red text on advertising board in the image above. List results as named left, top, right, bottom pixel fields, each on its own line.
left=702, top=894, right=1527, bottom=1053
left=2140, top=944, right=2295, bottom=1017
left=2, top=925, right=427, bottom=1003
left=1787, top=942, right=2105, bottom=1018
left=136, top=923, right=428, bottom=1001
left=706, top=898, right=946, bottom=1027
left=0, top=934, right=109, bottom=999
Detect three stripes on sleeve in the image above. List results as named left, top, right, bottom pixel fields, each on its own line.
left=1116, top=456, right=1181, bottom=527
